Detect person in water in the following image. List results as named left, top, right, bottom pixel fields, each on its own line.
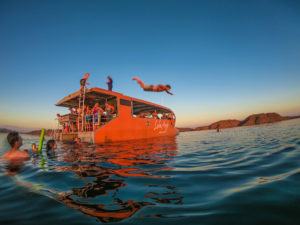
left=106, top=76, right=113, bottom=91
left=46, top=139, right=57, bottom=158
left=2, top=132, right=29, bottom=162
left=31, top=143, right=38, bottom=154
left=132, top=76, right=173, bottom=95
left=46, top=139, right=57, bottom=151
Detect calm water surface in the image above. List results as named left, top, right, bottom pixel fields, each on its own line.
left=1, top=119, right=300, bottom=225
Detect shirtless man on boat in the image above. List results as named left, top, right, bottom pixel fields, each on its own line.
left=80, top=73, right=90, bottom=91
left=132, top=77, right=173, bottom=95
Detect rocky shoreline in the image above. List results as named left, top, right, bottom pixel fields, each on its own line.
left=1, top=113, right=300, bottom=135
left=178, top=113, right=300, bottom=132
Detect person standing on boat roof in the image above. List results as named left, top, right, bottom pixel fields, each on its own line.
left=132, top=76, right=173, bottom=95
left=80, top=73, right=90, bottom=91
left=106, top=76, right=113, bottom=91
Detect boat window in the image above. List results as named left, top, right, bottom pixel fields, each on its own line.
left=132, top=101, right=174, bottom=119
left=120, top=99, right=131, bottom=106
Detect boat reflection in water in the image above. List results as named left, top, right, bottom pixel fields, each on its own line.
left=52, top=137, right=180, bottom=223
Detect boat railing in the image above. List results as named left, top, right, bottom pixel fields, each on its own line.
left=57, top=112, right=117, bottom=133
left=83, top=112, right=117, bottom=132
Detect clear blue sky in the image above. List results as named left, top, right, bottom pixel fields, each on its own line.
left=0, top=0, right=299, bottom=129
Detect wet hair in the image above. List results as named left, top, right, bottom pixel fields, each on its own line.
left=46, top=139, right=56, bottom=151
left=7, top=132, right=20, bottom=147
left=166, top=85, right=171, bottom=89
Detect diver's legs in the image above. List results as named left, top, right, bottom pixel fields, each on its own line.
left=132, top=76, right=146, bottom=89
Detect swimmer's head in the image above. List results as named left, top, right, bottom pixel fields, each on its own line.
left=31, top=143, right=38, bottom=152
left=46, top=139, right=57, bottom=151
left=166, top=85, right=171, bottom=90
left=7, top=132, right=22, bottom=148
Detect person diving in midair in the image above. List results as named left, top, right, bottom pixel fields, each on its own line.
left=132, top=77, right=173, bottom=95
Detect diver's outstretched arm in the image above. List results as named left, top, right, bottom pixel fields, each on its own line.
left=166, top=90, right=174, bottom=95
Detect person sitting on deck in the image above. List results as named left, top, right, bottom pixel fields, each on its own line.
left=106, top=76, right=113, bottom=91
left=132, top=76, right=173, bottom=95
left=105, top=102, right=115, bottom=121
left=85, top=106, right=93, bottom=131
left=2, top=132, right=30, bottom=162
left=92, top=103, right=104, bottom=126
left=77, top=107, right=82, bottom=115
left=69, top=107, right=77, bottom=115
left=74, top=137, right=81, bottom=145
left=152, top=110, right=158, bottom=119
left=138, top=112, right=146, bottom=118
left=105, top=102, right=115, bottom=114
left=63, top=123, right=70, bottom=133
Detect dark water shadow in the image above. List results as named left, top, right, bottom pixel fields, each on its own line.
left=50, top=137, right=180, bottom=223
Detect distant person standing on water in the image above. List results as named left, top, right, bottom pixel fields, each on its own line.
left=132, top=76, right=173, bottom=95
left=107, top=76, right=113, bottom=91
left=2, top=132, right=29, bottom=162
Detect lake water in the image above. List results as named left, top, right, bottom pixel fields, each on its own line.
left=1, top=119, right=300, bottom=225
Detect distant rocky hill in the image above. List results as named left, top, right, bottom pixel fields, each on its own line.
left=25, top=129, right=54, bottom=136
left=196, top=119, right=240, bottom=130
left=0, top=127, right=54, bottom=136
left=0, top=128, right=14, bottom=133
left=178, top=113, right=300, bottom=132
left=177, top=127, right=195, bottom=132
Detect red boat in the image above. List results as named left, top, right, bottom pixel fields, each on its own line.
left=55, top=86, right=178, bottom=143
